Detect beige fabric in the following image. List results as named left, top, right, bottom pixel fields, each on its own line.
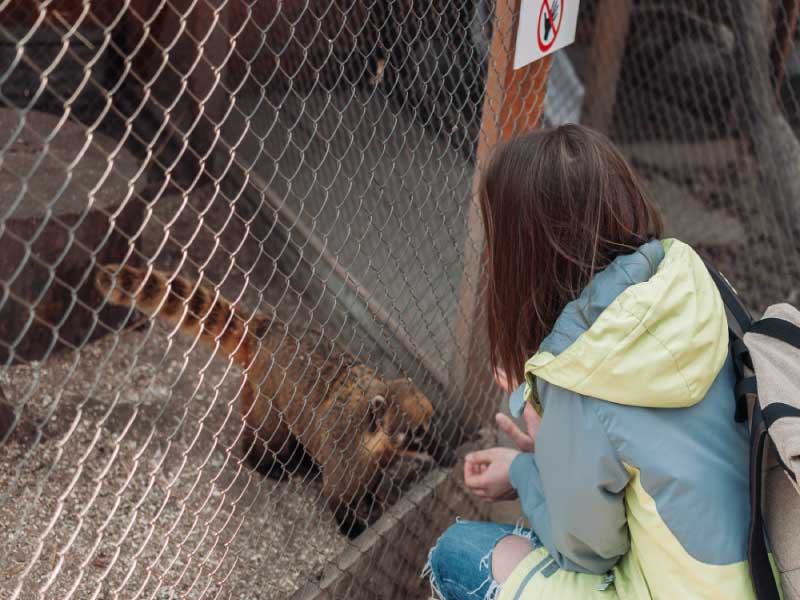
left=765, top=462, right=800, bottom=600
left=745, top=303, right=800, bottom=599
left=744, top=303, right=800, bottom=483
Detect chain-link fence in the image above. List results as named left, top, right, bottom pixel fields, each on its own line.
left=0, top=1, right=520, bottom=598
left=0, top=0, right=798, bottom=599
left=575, top=0, right=800, bottom=313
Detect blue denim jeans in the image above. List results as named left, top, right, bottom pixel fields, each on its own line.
left=423, top=520, right=538, bottom=600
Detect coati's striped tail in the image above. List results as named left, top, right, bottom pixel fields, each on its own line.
left=95, top=264, right=254, bottom=366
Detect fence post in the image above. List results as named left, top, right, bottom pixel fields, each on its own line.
left=449, top=0, right=552, bottom=443
left=580, top=0, right=633, bottom=133
left=772, top=0, right=800, bottom=95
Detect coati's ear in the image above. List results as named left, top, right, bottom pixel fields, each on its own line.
left=367, top=395, right=387, bottom=432
left=387, top=377, right=412, bottom=397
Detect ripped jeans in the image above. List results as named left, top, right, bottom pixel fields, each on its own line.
left=423, top=520, right=537, bottom=600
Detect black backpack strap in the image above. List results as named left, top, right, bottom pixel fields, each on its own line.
left=704, top=260, right=753, bottom=420
left=736, top=307, right=800, bottom=482
left=762, top=402, right=800, bottom=427
left=735, top=377, right=758, bottom=422
left=748, top=405, right=782, bottom=600
left=749, top=318, right=800, bottom=350
left=704, top=261, right=753, bottom=333
left=704, top=261, right=781, bottom=599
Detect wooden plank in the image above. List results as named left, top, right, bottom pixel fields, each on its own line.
left=618, top=138, right=744, bottom=171
left=580, top=0, right=634, bottom=132
left=448, top=0, right=553, bottom=443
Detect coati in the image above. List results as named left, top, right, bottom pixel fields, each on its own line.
left=94, top=264, right=445, bottom=537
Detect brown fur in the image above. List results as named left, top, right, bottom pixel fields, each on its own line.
left=95, top=264, right=439, bottom=536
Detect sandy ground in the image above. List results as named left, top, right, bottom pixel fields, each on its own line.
left=0, top=316, right=354, bottom=599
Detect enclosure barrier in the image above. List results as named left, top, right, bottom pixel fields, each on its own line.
left=1, top=0, right=799, bottom=598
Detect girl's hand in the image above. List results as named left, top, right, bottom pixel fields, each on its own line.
left=463, top=447, right=520, bottom=501
left=495, top=403, right=542, bottom=453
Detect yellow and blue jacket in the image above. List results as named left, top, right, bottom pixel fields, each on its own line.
left=500, top=239, right=754, bottom=600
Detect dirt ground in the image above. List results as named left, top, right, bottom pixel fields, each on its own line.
left=0, top=324, right=349, bottom=599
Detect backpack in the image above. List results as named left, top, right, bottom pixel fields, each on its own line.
left=706, top=263, right=800, bottom=600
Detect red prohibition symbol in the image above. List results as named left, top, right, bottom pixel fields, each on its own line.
left=537, top=0, right=564, bottom=52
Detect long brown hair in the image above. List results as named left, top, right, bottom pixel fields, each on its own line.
left=480, top=124, right=663, bottom=387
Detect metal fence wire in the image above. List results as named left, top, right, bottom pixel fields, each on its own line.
left=0, top=0, right=799, bottom=599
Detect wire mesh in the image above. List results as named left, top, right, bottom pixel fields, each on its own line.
left=1, top=0, right=798, bottom=599
left=577, top=0, right=800, bottom=313
left=0, top=1, right=512, bottom=598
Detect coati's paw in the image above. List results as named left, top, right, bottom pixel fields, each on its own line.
left=334, top=506, right=369, bottom=539
left=280, top=444, right=321, bottom=481
left=332, top=495, right=380, bottom=539
left=241, top=435, right=289, bottom=481
left=255, top=457, right=290, bottom=481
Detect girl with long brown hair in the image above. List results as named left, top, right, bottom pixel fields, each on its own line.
left=424, top=125, right=756, bottom=599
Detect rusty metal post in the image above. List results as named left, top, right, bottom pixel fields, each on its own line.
left=449, top=0, right=553, bottom=443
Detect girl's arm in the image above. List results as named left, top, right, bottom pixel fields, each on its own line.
left=510, top=381, right=631, bottom=574
left=463, top=401, right=541, bottom=500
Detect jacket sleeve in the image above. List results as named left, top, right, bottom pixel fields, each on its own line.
left=508, top=381, right=631, bottom=574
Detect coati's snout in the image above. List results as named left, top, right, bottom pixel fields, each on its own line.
left=411, top=419, right=456, bottom=468
left=371, top=378, right=455, bottom=468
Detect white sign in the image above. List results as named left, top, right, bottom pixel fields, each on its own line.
left=513, top=0, right=580, bottom=69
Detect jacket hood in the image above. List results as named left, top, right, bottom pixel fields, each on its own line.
left=521, top=239, right=728, bottom=412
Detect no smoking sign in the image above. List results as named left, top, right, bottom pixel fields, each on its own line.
left=514, top=0, right=580, bottom=69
